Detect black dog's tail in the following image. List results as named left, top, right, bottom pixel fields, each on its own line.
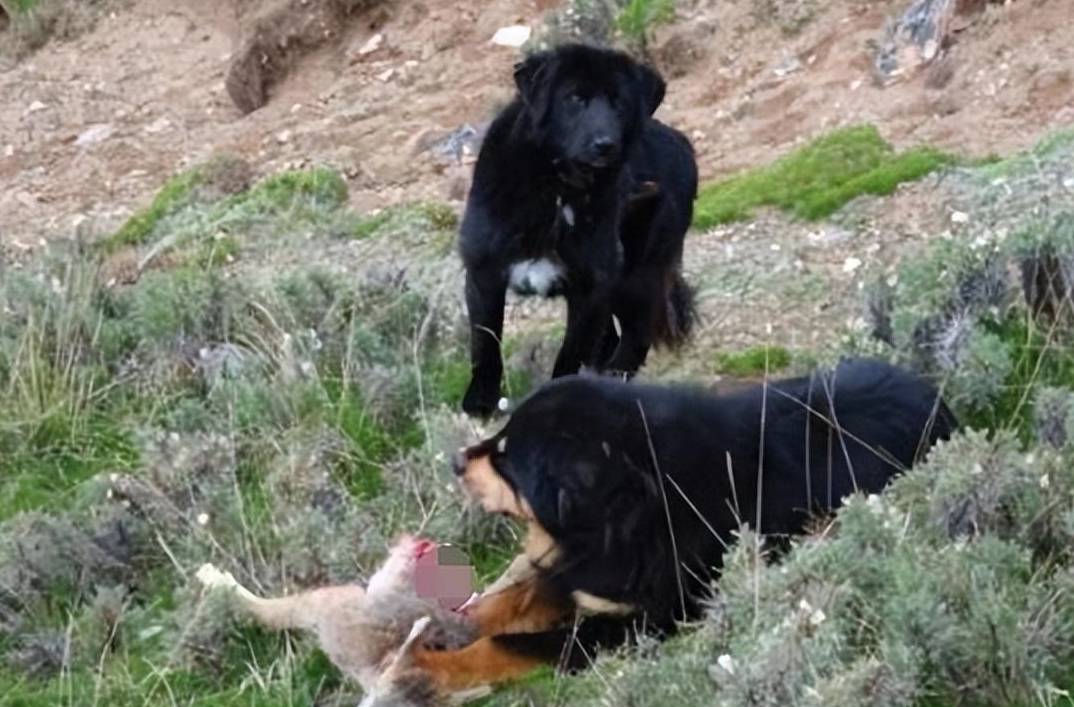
left=654, top=271, right=697, bottom=349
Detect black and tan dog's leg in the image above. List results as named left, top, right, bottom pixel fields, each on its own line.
left=195, top=563, right=363, bottom=632
left=465, top=572, right=572, bottom=637
left=410, top=633, right=561, bottom=690
left=462, top=267, right=508, bottom=417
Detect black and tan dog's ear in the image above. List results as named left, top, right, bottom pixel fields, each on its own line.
left=634, top=63, right=666, bottom=116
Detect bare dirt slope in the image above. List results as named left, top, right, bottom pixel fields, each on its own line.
left=0, top=0, right=1071, bottom=276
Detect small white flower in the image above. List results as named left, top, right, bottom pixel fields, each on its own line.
left=716, top=654, right=736, bottom=675
left=1040, top=474, right=1050, bottom=490
left=196, top=512, right=210, bottom=526
left=842, top=257, right=862, bottom=274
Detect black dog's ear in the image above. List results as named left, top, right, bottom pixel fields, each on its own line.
left=557, top=488, right=573, bottom=528
left=634, top=63, right=666, bottom=116
left=513, top=51, right=553, bottom=108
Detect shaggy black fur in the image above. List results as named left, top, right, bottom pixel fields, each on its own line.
left=458, top=43, right=699, bottom=417
left=464, top=358, right=957, bottom=663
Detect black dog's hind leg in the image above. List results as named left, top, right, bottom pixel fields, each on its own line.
left=462, top=267, right=507, bottom=417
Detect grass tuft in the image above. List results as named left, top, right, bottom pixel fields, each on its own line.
left=713, top=345, right=792, bottom=377
left=352, top=201, right=459, bottom=241
left=105, top=168, right=203, bottom=252
left=617, top=0, right=675, bottom=51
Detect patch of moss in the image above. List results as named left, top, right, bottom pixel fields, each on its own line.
left=232, top=167, right=348, bottom=213
left=694, top=125, right=956, bottom=227
left=101, top=166, right=351, bottom=255
left=352, top=201, right=459, bottom=241
left=714, top=345, right=792, bottom=377
left=105, top=168, right=203, bottom=252
left=796, top=147, right=954, bottom=221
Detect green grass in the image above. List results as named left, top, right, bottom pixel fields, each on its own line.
left=714, top=345, right=792, bottom=377
left=220, top=166, right=348, bottom=218
left=1, top=0, right=38, bottom=14
left=693, top=125, right=956, bottom=228
left=617, top=0, right=675, bottom=46
left=105, top=168, right=203, bottom=252
left=0, top=413, right=137, bottom=520
left=351, top=201, right=459, bottom=241
left=100, top=165, right=352, bottom=255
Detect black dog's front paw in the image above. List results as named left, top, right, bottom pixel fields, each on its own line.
left=462, top=380, right=499, bottom=418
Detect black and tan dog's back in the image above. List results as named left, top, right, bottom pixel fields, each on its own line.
left=412, top=358, right=956, bottom=690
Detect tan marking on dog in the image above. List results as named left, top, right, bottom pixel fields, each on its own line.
left=410, top=636, right=547, bottom=691
left=522, top=519, right=560, bottom=569
left=459, top=450, right=636, bottom=620
left=458, top=453, right=527, bottom=518
left=571, top=591, right=636, bottom=616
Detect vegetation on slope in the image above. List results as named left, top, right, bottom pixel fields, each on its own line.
left=0, top=164, right=529, bottom=705
left=693, top=125, right=956, bottom=228
left=3, top=103, right=1074, bottom=707
left=0, top=0, right=114, bottom=57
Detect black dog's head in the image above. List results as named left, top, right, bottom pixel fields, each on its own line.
left=513, top=43, right=666, bottom=171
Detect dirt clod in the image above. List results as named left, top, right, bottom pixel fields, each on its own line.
left=225, top=0, right=386, bottom=114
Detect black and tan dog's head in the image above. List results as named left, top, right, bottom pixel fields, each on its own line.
left=451, top=436, right=535, bottom=522
left=452, top=377, right=663, bottom=545
left=512, top=43, right=666, bottom=171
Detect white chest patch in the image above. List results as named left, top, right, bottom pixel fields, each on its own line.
left=508, top=258, right=566, bottom=296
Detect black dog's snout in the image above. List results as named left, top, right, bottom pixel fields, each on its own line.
left=590, top=136, right=618, bottom=157
left=451, top=449, right=467, bottom=477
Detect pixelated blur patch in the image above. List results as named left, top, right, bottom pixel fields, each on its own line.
left=436, top=545, right=469, bottom=565
left=414, top=544, right=475, bottom=610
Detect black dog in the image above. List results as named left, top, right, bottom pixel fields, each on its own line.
left=411, top=359, right=956, bottom=690
left=458, top=43, right=699, bottom=417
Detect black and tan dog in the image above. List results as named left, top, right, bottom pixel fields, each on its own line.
left=410, top=358, right=957, bottom=689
